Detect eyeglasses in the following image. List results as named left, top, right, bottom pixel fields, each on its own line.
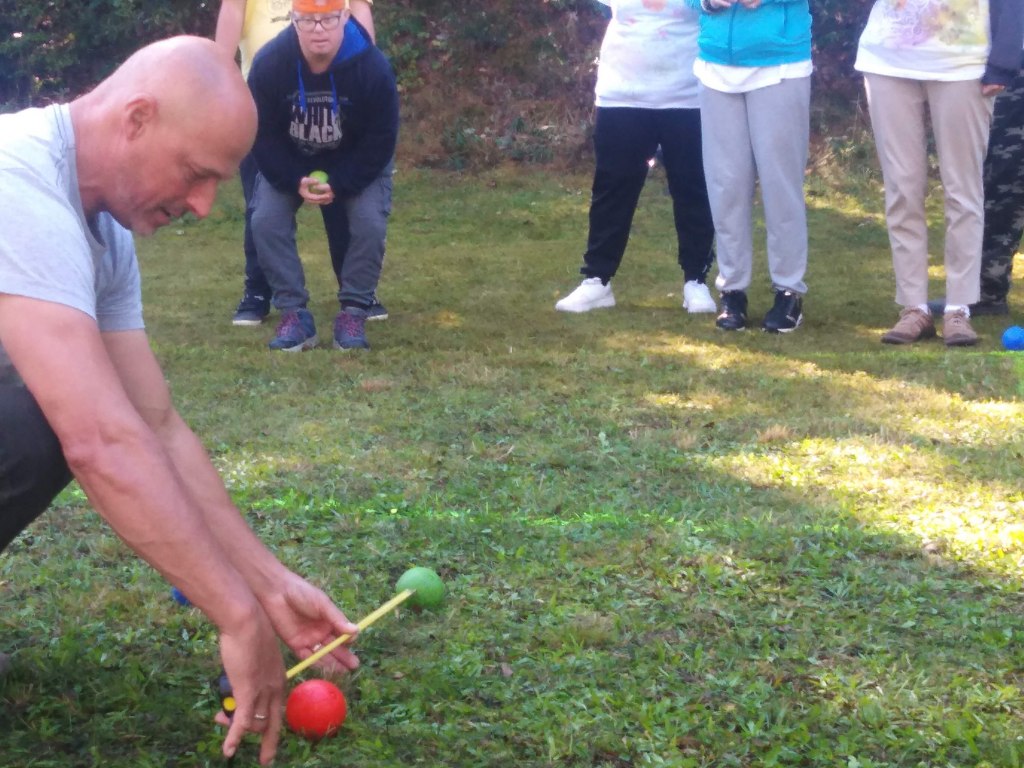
left=292, top=13, right=343, bottom=32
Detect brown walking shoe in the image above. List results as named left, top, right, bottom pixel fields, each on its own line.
left=942, top=308, right=978, bottom=347
left=881, top=307, right=936, bottom=344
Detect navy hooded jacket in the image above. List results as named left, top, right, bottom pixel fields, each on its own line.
left=248, top=19, right=399, bottom=198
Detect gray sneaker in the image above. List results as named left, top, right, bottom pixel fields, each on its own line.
left=881, top=308, right=936, bottom=344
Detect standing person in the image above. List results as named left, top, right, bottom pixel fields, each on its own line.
left=555, top=0, right=717, bottom=315
left=247, top=0, right=398, bottom=351
left=215, top=0, right=388, bottom=326
left=0, top=37, right=360, bottom=766
left=856, top=0, right=1022, bottom=346
left=689, top=0, right=813, bottom=333
left=977, top=49, right=1024, bottom=315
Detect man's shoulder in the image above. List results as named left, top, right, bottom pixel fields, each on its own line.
left=0, top=106, right=74, bottom=223
left=0, top=106, right=61, bottom=169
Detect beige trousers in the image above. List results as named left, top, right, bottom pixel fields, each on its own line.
left=864, top=74, right=994, bottom=307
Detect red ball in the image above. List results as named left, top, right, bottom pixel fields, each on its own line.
left=285, top=679, right=347, bottom=740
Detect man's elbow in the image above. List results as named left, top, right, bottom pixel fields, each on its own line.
left=58, top=418, right=156, bottom=479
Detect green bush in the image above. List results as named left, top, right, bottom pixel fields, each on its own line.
left=0, top=1, right=216, bottom=110
left=811, top=0, right=876, bottom=106
left=1, top=0, right=880, bottom=160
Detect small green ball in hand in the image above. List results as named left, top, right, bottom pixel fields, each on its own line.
left=396, top=566, right=445, bottom=609
left=309, top=170, right=329, bottom=194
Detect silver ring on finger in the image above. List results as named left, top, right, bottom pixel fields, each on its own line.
left=253, top=713, right=268, bottom=721
left=311, top=643, right=323, bottom=652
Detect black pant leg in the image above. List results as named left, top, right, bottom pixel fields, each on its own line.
left=657, top=109, right=716, bottom=284
left=0, top=383, right=72, bottom=551
left=241, top=153, right=272, bottom=298
left=581, top=108, right=659, bottom=281
left=320, top=198, right=352, bottom=292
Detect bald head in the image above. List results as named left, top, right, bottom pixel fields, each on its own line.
left=72, top=36, right=257, bottom=234
left=95, top=35, right=256, bottom=153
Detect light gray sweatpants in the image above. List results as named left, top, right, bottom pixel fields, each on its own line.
left=699, top=76, right=810, bottom=296
left=250, top=161, right=393, bottom=312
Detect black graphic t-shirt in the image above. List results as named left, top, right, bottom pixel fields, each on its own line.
left=249, top=19, right=399, bottom=197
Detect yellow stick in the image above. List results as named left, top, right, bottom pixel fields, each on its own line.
left=286, top=589, right=415, bottom=680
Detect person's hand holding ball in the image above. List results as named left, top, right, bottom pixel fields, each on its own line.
left=301, top=170, right=333, bottom=205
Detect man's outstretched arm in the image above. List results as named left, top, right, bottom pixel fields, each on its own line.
left=101, top=327, right=360, bottom=676
left=0, top=295, right=288, bottom=763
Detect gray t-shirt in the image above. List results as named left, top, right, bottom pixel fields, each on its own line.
left=0, top=104, right=143, bottom=385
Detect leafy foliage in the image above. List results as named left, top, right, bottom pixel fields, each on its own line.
left=0, top=1, right=217, bottom=109
left=810, top=0, right=876, bottom=105
left=5, top=0, right=880, bottom=165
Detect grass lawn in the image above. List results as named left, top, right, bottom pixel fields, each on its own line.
left=1, top=162, right=1023, bottom=767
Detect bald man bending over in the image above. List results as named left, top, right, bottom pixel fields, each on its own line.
left=0, top=36, right=358, bottom=765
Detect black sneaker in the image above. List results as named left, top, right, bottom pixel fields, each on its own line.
left=970, top=298, right=1008, bottom=316
left=762, top=289, right=803, bottom=333
left=367, top=294, right=389, bottom=321
left=716, top=290, right=748, bottom=331
left=232, top=291, right=270, bottom=326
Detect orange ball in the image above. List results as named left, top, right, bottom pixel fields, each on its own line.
left=285, top=679, right=347, bottom=739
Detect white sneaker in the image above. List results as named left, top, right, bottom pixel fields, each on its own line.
left=682, top=280, right=716, bottom=314
left=555, top=277, right=615, bottom=313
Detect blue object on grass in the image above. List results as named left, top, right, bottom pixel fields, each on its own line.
left=1001, top=325, right=1024, bottom=351
left=170, top=587, right=192, bottom=606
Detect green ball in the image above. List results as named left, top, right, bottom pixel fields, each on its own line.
left=396, top=566, right=445, bottom=609
left=309, top=170, right=329, bottom=193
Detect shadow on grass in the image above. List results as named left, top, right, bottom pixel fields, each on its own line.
left=3, top=471, right=1023, bottom=767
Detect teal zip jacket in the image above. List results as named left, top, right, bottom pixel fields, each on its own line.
left=686, top=1, right=811, bottom=68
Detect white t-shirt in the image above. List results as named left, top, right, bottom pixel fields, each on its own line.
left=693, top=59, right=814, bottom=95
left=855, top=0, right=991, bottom=81
left=594, top=0, right=701, bottom=109
left=0, top=104, right=143, bottom=384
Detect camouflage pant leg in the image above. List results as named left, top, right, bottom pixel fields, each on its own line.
left=980, top=71, right=1024, bottom=303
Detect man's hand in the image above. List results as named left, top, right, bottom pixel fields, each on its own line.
left=213, top=573, right=359, bottom=762
left=982, top=83, right=1005, bottom=97
left=259, top=571, right=361, bottom=674
left=299, top=175, right=334, bottom=206
left=215, top=607, right=288, bottom=765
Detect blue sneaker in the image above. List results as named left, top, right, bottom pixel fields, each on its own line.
left=333, top=307, right=370, bottom=350
left=367, top=294, right=389, bottom=322
left=269, top=309, right=317, bottom=351
left=232, top=291, right=270, bottom=326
